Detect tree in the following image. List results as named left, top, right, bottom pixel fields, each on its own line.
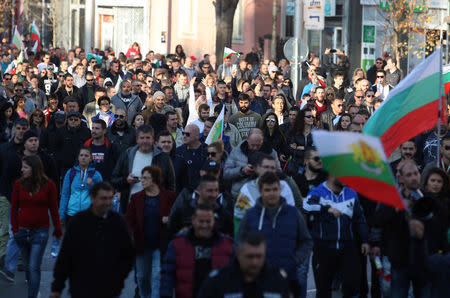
left=378, top=0, right=437, bottom=72
left=213, top=0, right=240, bottom=62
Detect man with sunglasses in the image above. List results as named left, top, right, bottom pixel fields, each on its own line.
left=106, top=108, right=136, bottom=152
left=372, top=69, right=393, bottom=100
left=11, top=83, right=35, bottom=114
left=321, top=98, right=344, bottom=131
left=367, top=58, right=385, bottom=85
left=80, top=71, right=99, bottom=109
left=174, top=124, right=208, bottom=192
left=362, top=90, right=375, bottom=115
left=294, top=149, right=327, bottom=198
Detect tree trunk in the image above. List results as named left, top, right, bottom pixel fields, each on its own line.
left=214, top=0, right=239, bottom=62
left=271, top=0, right=277, bottom=60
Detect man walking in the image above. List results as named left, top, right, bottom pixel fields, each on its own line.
left=50, top=182, right=135, bottom=298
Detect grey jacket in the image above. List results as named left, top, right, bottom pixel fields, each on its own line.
left=110, top=93, right=142, bottom=125
left=223, top=140, right=281, bottom=197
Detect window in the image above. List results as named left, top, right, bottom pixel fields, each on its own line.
left=232, top=0, right=244, bottom=42
left=179, top=0, right=197, bottom=38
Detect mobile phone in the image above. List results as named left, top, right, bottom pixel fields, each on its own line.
left=330, top=49, right=337, bottom=53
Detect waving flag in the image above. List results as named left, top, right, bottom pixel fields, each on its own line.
left=205, top=105, right=224, bottom=145
left=87, top=53, right=102, bottom=64
left=363, top=49, right=443, bottom=157
left=31, top=20, right=41, bottom=53
left=11, top=26, right=24, bottom=50
left=223, top=47, right=239, bottom=61
left=444, top=64, right=450, bottom=94
left=312, top=131, right=404, bottom=209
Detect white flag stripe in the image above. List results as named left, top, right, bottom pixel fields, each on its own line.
left=311, top=131, right=388, bottom=161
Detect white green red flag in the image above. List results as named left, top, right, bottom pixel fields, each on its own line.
left=11, top=26, right=24, bottom=50
left=223, top=47, right=239, bottom=61
left=312, top=131, right=404, bottom=209
left=31, top=20, right=41, bottom=54
left=205, top=105, right=224, bottom=145
left=363, top=49, right=443, bottom=157
left=444, top=64, right=450, bottom=94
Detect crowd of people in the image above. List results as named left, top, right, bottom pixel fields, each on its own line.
left=0, top=40, right=448, bottom=298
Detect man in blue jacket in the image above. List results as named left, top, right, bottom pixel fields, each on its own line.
left=238, top=171, right=313, bottom=297
left=303, top=173, right=370, bottom=298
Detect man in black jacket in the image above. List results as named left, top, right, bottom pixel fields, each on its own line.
left=54, top=73, right=83, bottom=110
left=50, top=182, right=135, bottom=298
left=167, top=175, right=233, bottom=240
left=105, top=108, right=136, bottom=152
left=54, top=111, right=91, bottom=178
left=111, top=125, right=175, bottom=212
left=198, top=231, right=290, bottom=298
left=320, top=98, right=343, bottom=131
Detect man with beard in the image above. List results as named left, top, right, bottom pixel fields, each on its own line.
left=303, top=174, right=370, bottom=298
left=314, top=86, right=328, bottom=118
left=191, top=104, right=211, bottom=133
left=294, top=149, right=327, bottom=198
left=165, top=111, right=183, bottom=147
left=54, top=73, right=83, bottom=110
left=105, top=109, right=136, bottom=154
left=390, top=140, right=421, bottom=176
left=110, top=80, right=143, bottom=125
left=228, top=94, right=261, bottom=139
left=106, top=60, right=124, bottom=86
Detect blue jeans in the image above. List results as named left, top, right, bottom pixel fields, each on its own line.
left=13, top=227, right=49, bottom=298
left=297, top=255, right=310, bottom=298
left=135, top=249, right=160, bottom=298
left=390, top=266, right=431, bottom=298
left=4, top=213, right=20, bottom=273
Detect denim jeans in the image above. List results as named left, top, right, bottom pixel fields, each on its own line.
left=135, top=249, right=160, bottom=298
left=390, top=266, right=431, bottom=298
left=14, top=227, right=49, bottom=298
left=297, top=255, right=310, bottom=298
left=5, top=212, right=20, bottom=273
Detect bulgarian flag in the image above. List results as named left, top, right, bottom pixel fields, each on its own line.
left=363, top=49, right=443, bottom=157
left=205, top=105, right=224, bottom=145
left=31, top=20, right=41, bottom=54
left=11, top=26, right=24, bottom=50
left=444, top=64, right=450, bottom=94
left=223, top=47, right=239, bottom=61
left=312, top=131, right=404, bottom=209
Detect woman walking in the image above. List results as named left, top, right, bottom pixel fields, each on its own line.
left=11, top=155, right=62, bottom=298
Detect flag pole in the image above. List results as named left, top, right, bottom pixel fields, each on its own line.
left=437, top=48, right=443, bottom=167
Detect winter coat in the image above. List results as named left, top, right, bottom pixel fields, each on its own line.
left=160, top=229, right=234, bottom=298
left=303, top=182, right=369, bottom=249
left=239, top=197, right=313, bottom=280
left=54, top=124, right=92, bottom=171
left=125, top=189, right=176, bottom=254
left=105, top=123, right=136, bottom=152
left=111, top=145, right=176, bottom=204
left=59, top=165, right=103, bottom=219
left=110, top=93, right=143, bottom=125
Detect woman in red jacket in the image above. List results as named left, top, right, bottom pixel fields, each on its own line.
left=126, top=165, right=176, bottom=298
left=11, top=155, right=62, bottom=298
left=126, top=42, right=141, bottom=58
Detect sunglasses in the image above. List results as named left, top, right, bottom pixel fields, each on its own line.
left=265, top=118, right=276, bottom=123
left=182, top=132, right=191, bottom=137
left=207, top=152, right=217, bottom=157
left=355, top=96, right=364, bottom=99
left=326, top=93, right=334, bottom=96
left=4, top=78, right=11, bottom=80
left=116, top=115, right=125, bottom=119
left=366, top=94, right=374, bottom=97
left=377, top=76, right=385, bottom=78
left=311, top=156, right=321, bottom=162
left=14, top=89, right=24, bottom=92
left=304, top=115, right=314, bottom=119
left=86, top=79, right=94, bottom=82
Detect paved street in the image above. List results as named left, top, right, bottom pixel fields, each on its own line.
left=0, top=233, right=374, bottom=298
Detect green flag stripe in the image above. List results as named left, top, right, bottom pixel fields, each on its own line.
left=321, top=153, right=395, bottom=185
left=364, top=72, right=440, bottom=136
left=211, top=120, right=223, bottom=142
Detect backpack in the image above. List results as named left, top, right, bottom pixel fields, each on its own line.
left=67, top=167, right=96, bottom=198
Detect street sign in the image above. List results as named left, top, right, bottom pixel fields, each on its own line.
left=283, top=37, right=309, bottom=63
left=304, top=0, right=325, bottom=30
